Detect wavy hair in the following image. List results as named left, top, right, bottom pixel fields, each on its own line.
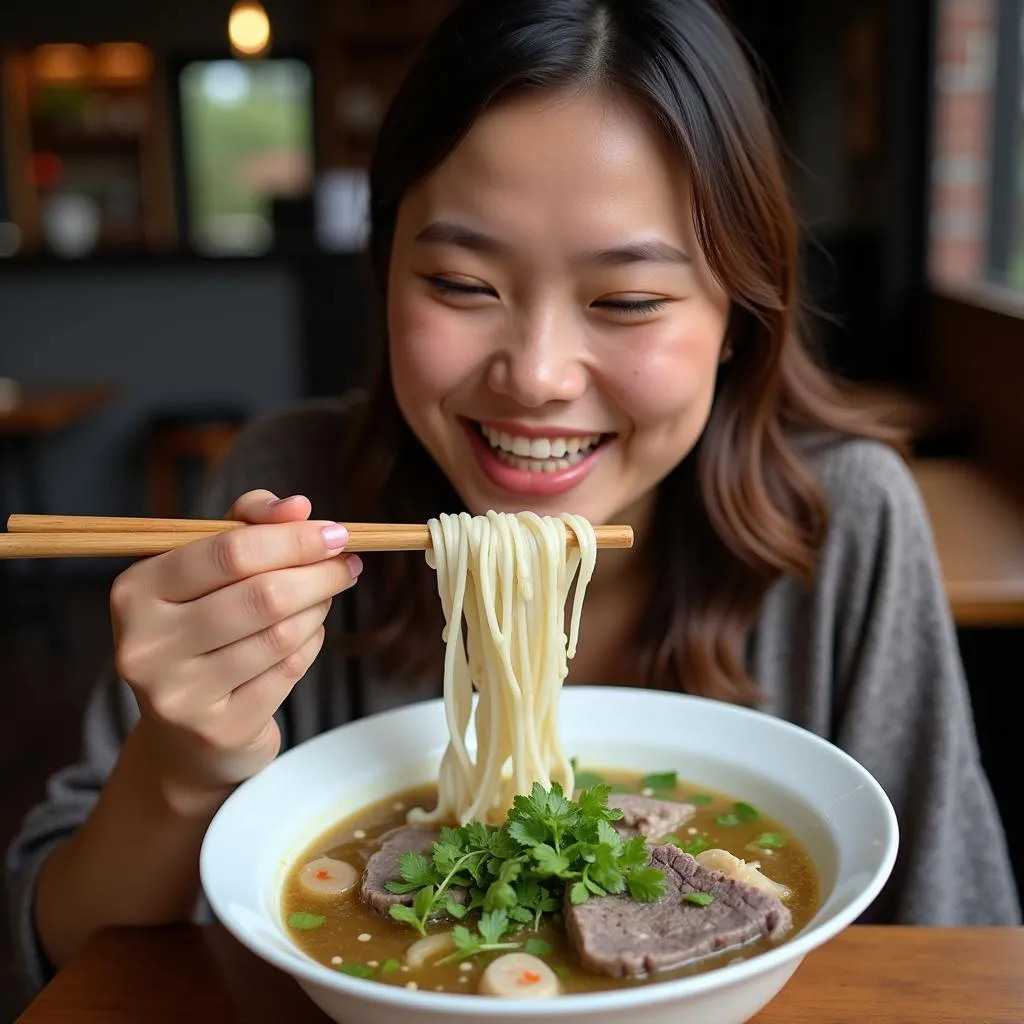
left=339, top=0, right=898, bottom=704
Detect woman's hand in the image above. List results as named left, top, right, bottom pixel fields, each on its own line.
left=109, top=489, right=361, bottom=805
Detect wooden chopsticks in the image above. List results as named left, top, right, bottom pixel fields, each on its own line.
left=0, top=514, right=634, bottom=559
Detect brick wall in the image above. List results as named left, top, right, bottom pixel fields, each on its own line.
left=928, top=0, right=995, bottom=284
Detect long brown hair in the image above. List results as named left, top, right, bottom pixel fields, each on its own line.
left=339, top=0, right=898, bottom=704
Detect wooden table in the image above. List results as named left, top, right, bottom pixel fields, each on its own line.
left=912, top=458, right=1024, bottom=626
left=0, top=384, right=116, bottom=436
left=15, top=924, right=1024, bottom=1022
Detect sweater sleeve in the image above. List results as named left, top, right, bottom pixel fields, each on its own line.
left=4, top=397, right=359, bottom=1003
left=4, top=668, right=139, bottom=1000
left=820, top=442, right=1019, bottom=925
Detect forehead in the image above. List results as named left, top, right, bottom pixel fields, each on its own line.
left=402, top=88, right=694, bottom=248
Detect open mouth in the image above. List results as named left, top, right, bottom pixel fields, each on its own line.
left=476, top=423, right=606, bottom=473
left=461, top=418, right=612, bottom=498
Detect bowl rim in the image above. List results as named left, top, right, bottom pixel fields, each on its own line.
left=200, top=686, right=899, bottom=1016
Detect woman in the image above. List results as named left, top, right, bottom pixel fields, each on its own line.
left=9, top=0, right=1019, bottom=999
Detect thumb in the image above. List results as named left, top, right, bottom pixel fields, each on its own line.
left=226, top=489, right=313, bottom=525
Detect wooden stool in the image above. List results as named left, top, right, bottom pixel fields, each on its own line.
left=146, top=408, right=247, bottom=518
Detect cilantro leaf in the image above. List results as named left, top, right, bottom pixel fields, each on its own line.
left=574, top=770, right=606, bottom=789
left=569, top=881, right=589, bottom=904
left=715, top=813, right=742, bottom=827
left=626, top=867, right=666, bottom=902
left=507, top=816, right=550, bottom=848
left=750, top=831, right=786, bottom=849
left=412, top=885, right=437, bottom=919
left=576, top=784, right=623, bottom=823
left=478, top=908, right=509, bottom=945
left=445, top=898, right=469, bottom=919
left=667, top=835, right=710, bottom=856
left=596, top=818, right=623, bottom=852
left=618, top=835, right=649, bottom=870
left=524, top=938, right=553, bottom=956
left=397, top=851, right=437, bottom=888
left=288, top=911, right=325, bottom=930
left=689, top=793, right=713, bottom=805
left=337, top=963, right=375, bottom=978
left=531, top=844, right=572, bottom=877
left=734, top=802, right=759, bottom=821
left=641, top=771, right=678, bottom=791
left=484, top=881, right=518, bottom=910
left=683, top=892, right=715, bottom=907
left=388, top=903, right=427, bottom=936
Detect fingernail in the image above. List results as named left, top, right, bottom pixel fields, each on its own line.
left=268, top=495, right=301, bottom=507
left=321, top=524, right=349, bottom=550
left=346, top=554, right=364, bottom=578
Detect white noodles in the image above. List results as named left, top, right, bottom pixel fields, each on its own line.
left=409, top=511, right=597, bottom=826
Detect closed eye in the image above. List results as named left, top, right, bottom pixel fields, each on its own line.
left=592, top=297, right=672, bottom=317
left=424, top=275, right=498, bottom=298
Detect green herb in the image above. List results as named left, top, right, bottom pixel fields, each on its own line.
left=554, top=965, right=570, bottom=978
left=716, top=802, right=759, bottom=827
left=626, top=867, right=667, bottom=902
left=380, top=958, right=402, bottom=976
left=733, top=802, right=759, bottom=822
left=750, top=831, right=787, bottom=849
left=683, top=892, right=715, bottom=907
left=337, top=963, right=375, bottom=978
left=689, top=794, right=713, bottom=805
left=574, top=771, right=606, bottom=789
left=386, top=782, right=666, bottom=948
left=608, top=783, right=634, bottom=794
left=640, top=771, right=678, bottom=791
left=524, top=938, right=553, bottom=957
left=666, top=835, right=710, bottom=856
left=288, top=912, right=326, bottom=930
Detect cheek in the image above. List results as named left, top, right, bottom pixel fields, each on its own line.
left=606, top=307, right=726, bottom=425
left=388, top=292, right=477, bottom=409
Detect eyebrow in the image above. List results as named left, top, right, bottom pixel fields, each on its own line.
left=414, top=220, right=691, bottom=266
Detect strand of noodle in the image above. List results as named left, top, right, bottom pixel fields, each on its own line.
left=412, top=511, right=595, bottom=825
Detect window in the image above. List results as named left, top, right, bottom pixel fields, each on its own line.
left=178, top=58, right=313, bottom=256
left=928, top=0, right=1024, bottom=294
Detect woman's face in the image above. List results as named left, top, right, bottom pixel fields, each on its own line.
left=387, top=88, right=730, bottom=529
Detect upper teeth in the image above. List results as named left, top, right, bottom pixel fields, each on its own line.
left=481, top=426, right=602, bottom=459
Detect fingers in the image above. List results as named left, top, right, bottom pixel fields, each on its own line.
left=139, top=601, right=330, bottom=729
left=170, top=552, right=358, bottom=656
left=145, top=517, right=352, bottom=604
left=227, top=490, right=312, bottom=525
left=192, top=595, right=333, bottom=690
left=222, top=626, right=328, bottom=740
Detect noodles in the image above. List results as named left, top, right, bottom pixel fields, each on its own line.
left=409, top=511, right=597, bottom=826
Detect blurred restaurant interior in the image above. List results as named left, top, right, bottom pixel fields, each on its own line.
left=1, top=0, right=1023, bottom=1012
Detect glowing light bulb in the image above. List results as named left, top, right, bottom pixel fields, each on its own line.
left=228, top=1, right=271, bottom=58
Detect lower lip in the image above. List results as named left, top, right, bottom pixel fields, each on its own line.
left=464, top=422, right=607, bottom=498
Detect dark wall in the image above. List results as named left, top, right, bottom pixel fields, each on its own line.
left=0, top=263, right=302, bottom=529
left=0, top=0, right=313, bottom=50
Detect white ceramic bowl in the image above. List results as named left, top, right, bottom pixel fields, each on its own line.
left=200, top=686, right=898, bottom=1024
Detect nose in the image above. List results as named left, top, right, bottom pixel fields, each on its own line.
left=487, top=308, right=587, bottom=408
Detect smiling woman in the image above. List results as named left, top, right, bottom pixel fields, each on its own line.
left=7, top=0, right=1019, bottom=1006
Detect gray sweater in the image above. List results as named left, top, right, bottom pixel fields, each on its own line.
left=7, top=396, right=1020, bottom=1000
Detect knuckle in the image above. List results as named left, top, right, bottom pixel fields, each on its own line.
left=109, top=570, right=138, bottom=616
left=212, top=529, right=254, bottom=579
left=260, top=615, right=300, bottom=656
left=145, top=686, right=190, bottom=728
left=247, top=577, right=290, bottom=622
left=276, top=642, right=316, bottom=684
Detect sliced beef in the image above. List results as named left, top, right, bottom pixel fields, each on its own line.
left=608, top=793, right=696, bottom=839
left=360, top=825, right=467, bottom=917
left=565, top=842, right=792, bottom=978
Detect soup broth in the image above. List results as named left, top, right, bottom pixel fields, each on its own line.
left=281, top=769, right=819, bottom=995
